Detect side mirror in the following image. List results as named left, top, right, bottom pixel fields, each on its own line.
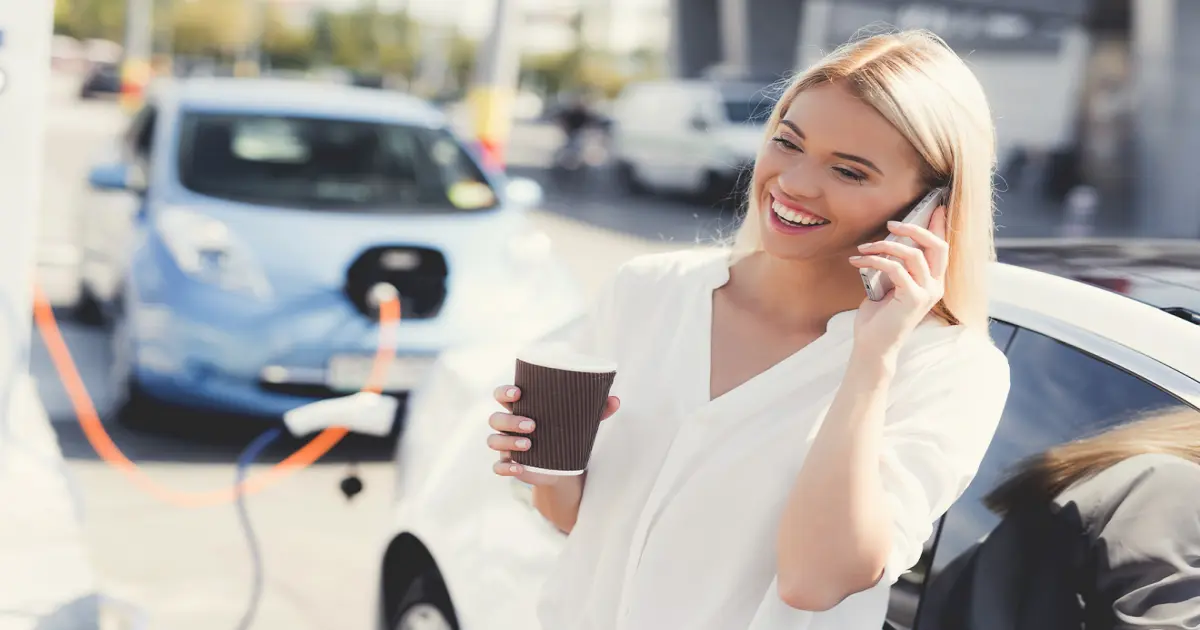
left=505, top=177, right=544, bottom=208
left=690, top=115, right=710, bottom=132
left=88, top=162, right=146, bottom=193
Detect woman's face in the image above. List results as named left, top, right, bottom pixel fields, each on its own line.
left=752, top=81, right=928, bottom=262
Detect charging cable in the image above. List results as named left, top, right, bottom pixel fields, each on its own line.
left=29, top=283, right=401, bottom=508
left=233, top=426, right=284, bottom=630
left=30, top=282, right=403, bottom=629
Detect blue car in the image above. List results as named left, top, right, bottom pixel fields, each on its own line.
left=77, top=78, right=581, bottom=427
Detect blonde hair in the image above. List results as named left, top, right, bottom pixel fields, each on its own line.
left=984, top=406, right=1200, bottom=515
left=732, top=29, right=998, bottom=328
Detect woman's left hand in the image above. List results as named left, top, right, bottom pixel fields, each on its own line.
left=848, top=206, right=949, bottom=356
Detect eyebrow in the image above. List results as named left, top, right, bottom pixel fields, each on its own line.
left=778, top=120, right=885, bottom=176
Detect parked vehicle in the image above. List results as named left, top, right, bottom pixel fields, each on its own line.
left=375, top=240, right=1200, bottom=630
left=76, top=78, right=577, bottom=426
left=78, top=62, right=121, bottom=99
left=609, top=80, right=775, bottom=204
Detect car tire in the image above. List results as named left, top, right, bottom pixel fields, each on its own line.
left=615, top=160, right=648, bottom=196
left=73, top=283, right=109, bottom=328
left=108, top=314, right=160, bottom=432
left=391, top=571, right=458, bottom=630
left=701, top=171, right=742, bottom=209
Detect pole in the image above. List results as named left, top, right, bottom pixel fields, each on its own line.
left=121, top=0, right=154, bottom=111
left=467, top=0, right=522, bottom=172
left=237, top=0, right=268, bottom=77
left=0, top=0, right=53, bottom=434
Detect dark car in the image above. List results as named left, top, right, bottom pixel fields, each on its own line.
left=79, top=62, right=121, bottom=99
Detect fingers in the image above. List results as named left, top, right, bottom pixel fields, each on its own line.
left=600, top=396, right=621, bottom=421
left=856, top=241, right=932, bottom=288
left=488, top=411, right=535, bottom=433
left=494, top=460, right=525, bottom=476
left=493, top=385, right=521, bottom=411
left=886, top=212, right=950, bottom=280
left=928, top=205, right=948, bottom=242
left=487, top=433, right=531, bottom=454
left=849, top=254, right=919, bottom=297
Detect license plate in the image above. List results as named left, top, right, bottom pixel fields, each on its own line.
left=325, top=354, right=435, bottom=393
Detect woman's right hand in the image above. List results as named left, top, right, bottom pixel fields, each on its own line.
left=488, top=384, right=621, bottom=487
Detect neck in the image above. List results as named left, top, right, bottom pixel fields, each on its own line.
left=731, top=250, right=865, bottom=330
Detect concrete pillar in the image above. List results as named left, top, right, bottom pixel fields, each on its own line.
left=668, top=0, right=721, bottom=78
left=1131, top=0, right=1200, bottom=237
left=0, top=0, right=52, bottom=423
left=718, top=0, right=750, bottom=75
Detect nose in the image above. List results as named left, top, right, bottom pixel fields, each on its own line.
left=774, top=157, right=822, bottom=201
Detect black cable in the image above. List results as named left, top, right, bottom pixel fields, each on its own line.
left=233, top=427, right=283, bottom=630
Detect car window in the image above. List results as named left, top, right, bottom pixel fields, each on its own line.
left=911, top=328, right=1198, bottom=628
left=175, top=112, right=497, bottom=212
left=722, top=99, right=773, bottom=125
left=884, top=318, right=1021, bottom=629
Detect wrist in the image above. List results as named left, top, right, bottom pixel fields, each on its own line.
left=848, top=345, right=899, bottom=381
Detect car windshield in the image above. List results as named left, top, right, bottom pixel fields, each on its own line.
left=723, top=99, right=772, bottom=125
left=176, top=112, right=498, bottom=212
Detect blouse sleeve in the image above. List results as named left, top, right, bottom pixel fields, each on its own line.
left=1093, top=457, right=1200, bottom=629
left=877, top=330, right=1011, bottom=585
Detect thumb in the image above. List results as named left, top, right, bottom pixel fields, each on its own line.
left=600, top=396, right=621, bottom=420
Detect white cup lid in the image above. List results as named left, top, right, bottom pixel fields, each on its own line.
left=516, top=343, right=618, bottom=374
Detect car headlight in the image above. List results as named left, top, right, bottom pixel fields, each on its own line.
left=155, top=208, right=273, bottom=300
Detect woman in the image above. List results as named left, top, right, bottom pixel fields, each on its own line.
left=487, top=30, right=1011, bottom=629
left=944, top=406, right=1200, bottom=629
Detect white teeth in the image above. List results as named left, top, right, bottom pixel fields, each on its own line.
left=771, top=200, right=827, bottom=226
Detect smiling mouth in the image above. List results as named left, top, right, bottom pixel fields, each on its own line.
left=770, top=196, right=830, bottom=227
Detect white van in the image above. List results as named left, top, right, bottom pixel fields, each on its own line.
left=609, top=80, right=774, bottom=203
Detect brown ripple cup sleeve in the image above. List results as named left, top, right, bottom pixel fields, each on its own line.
left=505, top=345, right=618, bottom=476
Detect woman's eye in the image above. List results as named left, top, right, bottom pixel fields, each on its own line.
left=771, top=137, right=801, bottom=152
left=834, top=167, right=866, bottom=182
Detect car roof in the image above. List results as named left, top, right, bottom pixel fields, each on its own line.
left=996, top=238, right=1200, bottom=313
left=990, top=261, right=1200, bottom=385
left=621, top=79, right=774, bottom=99
left=148, top=78, right=447, bottom=126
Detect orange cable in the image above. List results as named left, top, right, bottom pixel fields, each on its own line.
left=30, top=283, right=400, bottom=508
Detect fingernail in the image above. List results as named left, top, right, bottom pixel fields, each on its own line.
left=849, top=255, right=862, bottom=260
left=887, top=220, right=901, bottom=228
left=515, top=438, right=530, bottom=449
left=857, top=243, right=871, bottom=251
left=519, top=420, right=535, bottom=431
left=510, top=464, right=521, bottom=473
left=506, top=387, right=518, bottom=398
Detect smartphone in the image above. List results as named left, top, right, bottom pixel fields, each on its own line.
left=860, top=187, right=947, bottom=302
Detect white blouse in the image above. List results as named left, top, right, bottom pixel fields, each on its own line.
left=536, top=248, right=1011, bottom=630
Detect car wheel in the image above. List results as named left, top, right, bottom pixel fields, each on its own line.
left=701, top=171, right=741, bottom=209
left=392, top=571, right=457, bottom=630
left=108, top=314, right=158, bottom=431
left=615, top=160, right=648, bottom=195
left=73, top=283, right=107, bottom=327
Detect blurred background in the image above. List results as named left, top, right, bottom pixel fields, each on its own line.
left=6, top=0, right=1199, bottom=629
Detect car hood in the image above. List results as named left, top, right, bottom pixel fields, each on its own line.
left=163, top=201, right=529, bottom=292
left=996, top=238, right=1200, bottom=314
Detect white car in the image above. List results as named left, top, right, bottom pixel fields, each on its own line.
left=609, top=80, right=773, bottom=204
left=375, top=241, right=1200, bottom=630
